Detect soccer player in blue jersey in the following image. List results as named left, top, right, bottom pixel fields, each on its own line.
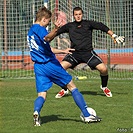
left=55, top=7, right=125, bottom=98
left=27, top=6, right=101, bottom=126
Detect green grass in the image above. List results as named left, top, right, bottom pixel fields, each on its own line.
left=0, top=69, right=133, bottom=79
left=0, top=78, right=132, bottom=133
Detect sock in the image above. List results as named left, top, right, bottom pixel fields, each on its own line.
left=71, top=88, right=90, bottom=117
left=34, top=96, right=45, bottom=114
left=100, top=75, right=108, bottom=88
left=62, top=86, right=67, bottom=91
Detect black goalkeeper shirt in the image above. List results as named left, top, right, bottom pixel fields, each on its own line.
left=56, top=20, right=110, bottom=52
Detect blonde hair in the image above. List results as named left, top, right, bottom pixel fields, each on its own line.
left=35, top=6, right=52, bottom=22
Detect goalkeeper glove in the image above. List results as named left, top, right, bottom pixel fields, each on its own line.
left=112, top=34, right=125, bottom=46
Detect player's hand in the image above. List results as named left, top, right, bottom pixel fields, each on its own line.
left=54, top=18, right=63, bottom=29
left=112, top=34, right=125, bottom=46
left=63, top=48, right=75, bottom=54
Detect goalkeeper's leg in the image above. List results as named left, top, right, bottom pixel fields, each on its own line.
left=55, top=86, right=69, bottom=98
left=86, top=51, right=112, bottom=97
left=55, top=56, right=77, bottom=98
left=96, top=63, right=112, bottom=97
left=55, top=61, right=70, bottom=98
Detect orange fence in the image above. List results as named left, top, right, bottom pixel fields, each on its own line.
left=2, top=53, right=133, bottom=70
left=56, top=53, right=133, bottom=64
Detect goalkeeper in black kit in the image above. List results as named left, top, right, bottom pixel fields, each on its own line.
left=55, top=7, right=125, bottom=98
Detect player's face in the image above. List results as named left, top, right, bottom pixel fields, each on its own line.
left=73, top=10, right=83, bottom=22
left=44, top=18, right=51, bottom=27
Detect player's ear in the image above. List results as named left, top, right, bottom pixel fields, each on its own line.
left=42, top=17, right=46, bottom=22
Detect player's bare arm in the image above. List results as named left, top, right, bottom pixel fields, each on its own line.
left=51, top=47, right=75, bottom=54
left=44, top=19, right=63, bottom=42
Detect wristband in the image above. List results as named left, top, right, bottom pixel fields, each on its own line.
left=112, top=34, right=117, bottom=39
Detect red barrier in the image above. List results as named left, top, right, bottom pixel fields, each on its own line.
left=98, top=53, right=133, bottom=64
left=2, top=53, right=133, bottom=70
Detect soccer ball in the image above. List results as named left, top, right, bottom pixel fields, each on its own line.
left=80, top=107, right=97, bottom=117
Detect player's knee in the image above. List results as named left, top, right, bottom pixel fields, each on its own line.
left=100, top=67, right=108, bottom=74
left=38, top=92, right=47, bottom=99
left=66, top=80, right=76, bottom=91
left=60, top=61, right=71, bottom=69
left=96, top=63, right=108, bottom=74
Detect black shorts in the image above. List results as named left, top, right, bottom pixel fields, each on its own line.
left=62, top=50, right=103, bottom=70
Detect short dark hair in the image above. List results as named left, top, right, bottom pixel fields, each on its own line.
left=73, top=7, right=83, bottom=15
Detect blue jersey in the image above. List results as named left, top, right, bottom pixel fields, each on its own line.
left=27, top=24, right=56, bottom=63
left=27, top=24, right=72, bottom=92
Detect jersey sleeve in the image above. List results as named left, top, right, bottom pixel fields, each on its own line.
left=88, top=20, right=110, bottom=33
left=56, top=23, right=69, bottom=36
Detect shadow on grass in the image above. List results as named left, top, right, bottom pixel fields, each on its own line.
left=80, top=90, right=128, bottom=96
left=80, top=90, right=105, bottom=97
left=41, top=115, right=81, bottom=125
left=61, top=90, right=105, bottom=97
left=53, top=90, right=105, bottom=98
left=55, top=89, right=128, bottom=98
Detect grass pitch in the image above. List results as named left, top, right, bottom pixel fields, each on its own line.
left=0, top=78, right=132, bottom=133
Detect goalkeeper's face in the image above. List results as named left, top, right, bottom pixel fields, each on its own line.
left=73, top=10, right=83, bottom=22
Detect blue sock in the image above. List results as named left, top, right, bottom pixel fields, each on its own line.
left=71, top=88, right=90, bottom=117
left=34, top=96, right=45, bottom=114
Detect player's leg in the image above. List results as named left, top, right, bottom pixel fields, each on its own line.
left=95, top=63, right=108, bottom=87
left=55, top=61, right=71, bottom=98
left=66, top=80, right=101, bottom=123
left=33, top=63, right=53, bottom=126
left=66, top=80, right=90, bottom=117
left=34, top=92, right=46, bottom=116
left=55, top=53, right=79, bottom=98
left=51, top=60, right=101, bottom=123
left=33, top=92, right=46, bottom=126
left=86, top=50, right=112, bottom=97
left=95, top=63, right=112, bottom=97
